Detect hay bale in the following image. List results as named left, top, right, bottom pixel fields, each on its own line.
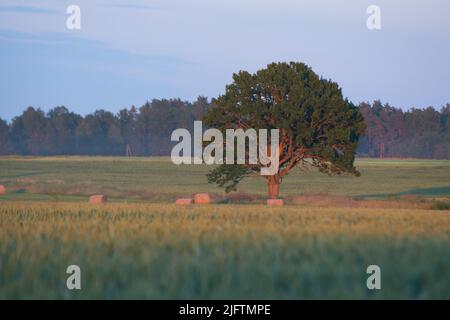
left=267, top=199, right=284, bottom=206
left=194, top=193, right=210, bottom=204
left=0, top=185, right=5, bottom=195
left=89, top=194, right=107, bottom=204
left=176, top=198, right=194, bottom=205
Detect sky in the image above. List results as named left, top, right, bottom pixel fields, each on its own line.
left=0, top=0, right=449, bottom=121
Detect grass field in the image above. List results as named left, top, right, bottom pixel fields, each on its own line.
left=1, top=157, right=450, bottom=202
left=0, top=157, right=449, bottom=299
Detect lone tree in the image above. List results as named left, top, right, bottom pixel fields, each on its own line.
left=203, top=62, right=366, bottom=199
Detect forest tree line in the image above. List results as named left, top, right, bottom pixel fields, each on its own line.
left=0, top=98, right=449, bottom=159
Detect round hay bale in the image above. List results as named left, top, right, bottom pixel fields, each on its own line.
left=89, top=194, right=107, bottom=204
left=194, top=193, right=211, bottom=204
left=267, top=199, right=284, bottom=206
left=176, top=198, right=194, bottom=205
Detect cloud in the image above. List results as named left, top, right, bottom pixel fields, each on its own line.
left=106, top=4, right=163, bottom=11
left=0, top=5, right=59, bottom=14
left=0, top=28, right=107, bottom=48
left=0, top=28, right=196, bottom=120
left=0, top=28, right=192, bottom=67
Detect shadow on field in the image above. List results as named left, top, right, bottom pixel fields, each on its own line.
left=361, top=185, right=450, bottom=198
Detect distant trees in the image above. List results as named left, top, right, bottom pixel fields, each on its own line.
left=0, top=97, right=211, bottom=156
left=0, top=98, right=449, bottom=159
left=76, top=110, right=117, bottom=155
left=358, top=101, right=450, bottom=159
left=118, top=106, right=140, bottom=156
left=48, top=106, right=82, bottom=155
left=0, top=117, right=9, bottom=155
left=10, top=107, right=54, bottom=155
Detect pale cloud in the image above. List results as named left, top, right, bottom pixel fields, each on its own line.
left=0, top=5, right=59, bottom=14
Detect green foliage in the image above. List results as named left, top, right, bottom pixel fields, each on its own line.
left=0, top=96, right=449, bottom=159
left=431, top=201, right=450, bottom=210
left=0, top=118, right=9, bottom=155
left=0, top=98, right=212, bottom=156
left=206, top=165, right=252, bottom=193
left=0, top=202, right=449, bottom=299
left=358, top=102, right=450, bottom=159
left=204, top=62, right=366, bottom=192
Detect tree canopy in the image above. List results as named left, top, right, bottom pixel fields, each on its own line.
left=203, top=62, right=366, bottom=198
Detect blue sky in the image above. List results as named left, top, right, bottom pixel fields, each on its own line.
left=0, top=0, right=449, bottom=121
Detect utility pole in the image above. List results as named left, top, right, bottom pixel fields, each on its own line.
left=125, top=143, right=133, bottom=157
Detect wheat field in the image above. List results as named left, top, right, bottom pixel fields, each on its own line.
left=0, top=202, right=449, bottom=299
left=0, top=157, right=449, bottom=299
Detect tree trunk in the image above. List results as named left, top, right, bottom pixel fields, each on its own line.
left=267, top=175, right=281, bottom=199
